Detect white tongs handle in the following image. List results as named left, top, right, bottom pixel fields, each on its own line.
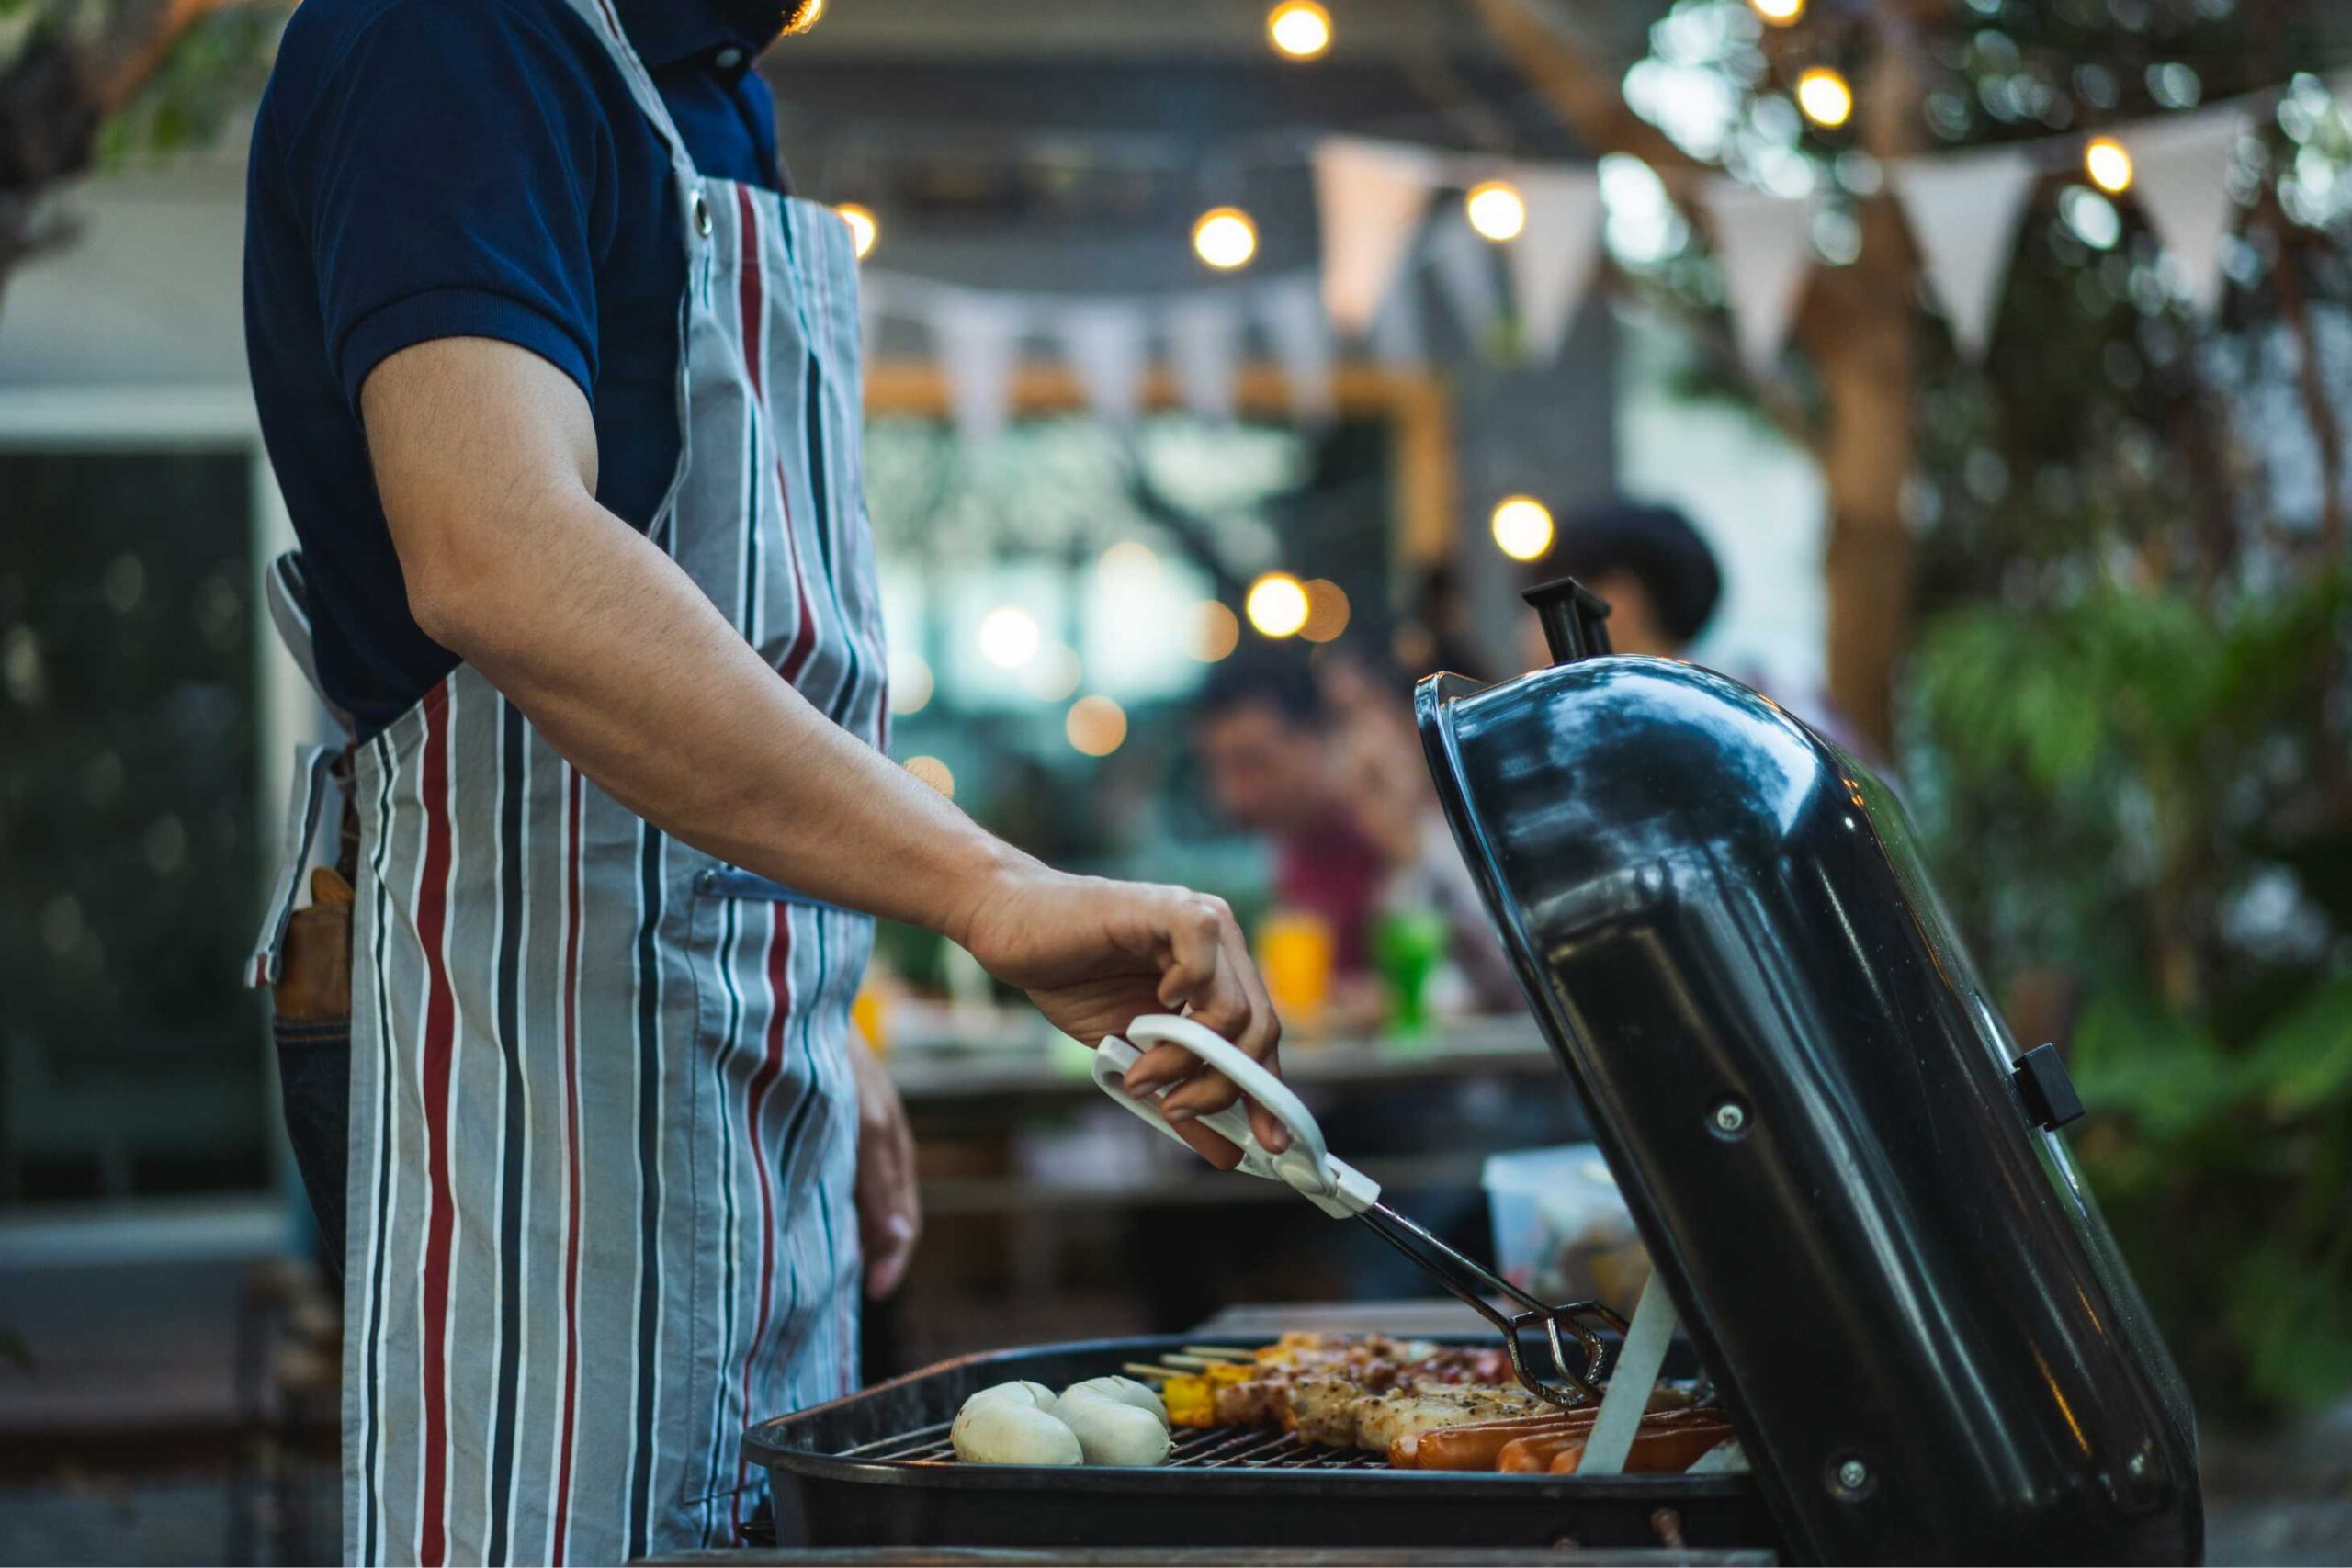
left=1093, top=1013, right=1381, bottom=1219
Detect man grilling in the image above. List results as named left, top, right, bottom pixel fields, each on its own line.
left=241, top=1, right=1287, bottom=1561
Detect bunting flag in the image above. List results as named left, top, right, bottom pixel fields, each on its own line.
left=930, top=290, right=1025, bottom=444
left=1313, top=138, right=1442, bottom=333
left=1056, top=303, right=1150, bottom=425
left=1259, top=276, right=1338, bottom=423
left=2121, top=107, right=2252, bottom=318
left=1165, top=294, right=1246, bottom=423
left=1701, top=178, right=1821, bottom=380
left=1428, top=211, right=1504, bottom=349
left=1506, top=164, right=1607, bottom=363
left=1891, top=146, right=2039, bottom=361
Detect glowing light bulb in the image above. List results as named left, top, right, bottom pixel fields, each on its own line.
left=2084, top=136, right=2133, bottom=194
left=1193, top=207, right=1259, bottom=271
left=1245, top=573, right=1310, bottom=637
left=1750, top=0, right=1804, bottom=24
left=1465, top=180, right=1528, bottom=243
left=1267, top=0, right=1332, bottom=61
left=1795, top=68, right=1853, bottom=130
left=1066, top=695, right=1129, bottom=757
left=978, top=606, right=1041, bottom=669
left=1190, top=601, right=1241, bottom=662
left=835, top=203, right=877, bottom=260
left=904, top=755, right=954, bottom=798
left=1491, top=496, right=1555, bottom=562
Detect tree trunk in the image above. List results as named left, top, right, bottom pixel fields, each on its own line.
left=1467, top=0, right=1927, bottom=754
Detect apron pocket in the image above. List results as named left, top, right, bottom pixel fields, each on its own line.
left=274, top=1013, right=352, bottom=1275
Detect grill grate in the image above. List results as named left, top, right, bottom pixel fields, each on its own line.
left=837, top=1421, right=1391, bottom=1471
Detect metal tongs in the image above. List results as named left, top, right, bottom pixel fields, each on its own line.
left=1094, top=1014, right=1629, bottom=1408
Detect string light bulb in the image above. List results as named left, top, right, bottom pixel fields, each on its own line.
left=1795, top=67, right=1853, bottom=130
left=1266, top=0, right=1332, bottom=61
left=835, top=203, right=877, bottom=260
left=1465, top=180, right=1528, bottom=243
left=1245, top=572, right=1310, bottom=637
left=2084, top=136, right=2134, bottom=194
left=1490, top=496, right=1555, bottom=562
left=1066, top=695, right=1129, bottom=758
left=1190, top=601, right=1241, bottom=661
left=1300, top=580, right=1351, bottom=643
left=977, top=605, right=1041, bottom=670
left=1749, top=0, right=1804, bottom=23
left=1193, top=207, right=1259, bottom=270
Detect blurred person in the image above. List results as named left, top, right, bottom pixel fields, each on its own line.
left=241, top=1, right=1287, bottom=1560
left=1193, top=650, right=1517, bottom=1021
left=1521, top=499, right=1874, bottom=761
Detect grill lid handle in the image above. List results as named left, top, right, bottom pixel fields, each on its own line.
left=1521, top=575, right=1614, bottom=665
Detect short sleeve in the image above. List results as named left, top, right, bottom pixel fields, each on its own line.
left=278, top=0, right=615, bottom=410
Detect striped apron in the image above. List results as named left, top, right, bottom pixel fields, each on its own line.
left=248, top=5, right=889, bottom=1560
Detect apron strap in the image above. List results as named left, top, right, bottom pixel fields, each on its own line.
left=266, top=550, right=356, bottom=737
left=248, top=742, right=342, bottom=988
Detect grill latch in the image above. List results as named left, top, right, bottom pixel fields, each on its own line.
left=2011, top=1043, right=2085, bottom=1132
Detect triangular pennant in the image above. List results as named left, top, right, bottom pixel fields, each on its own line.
left=1313, top=137, right=1442, bottom=334
left=1428, top=211, right=1503, bottom=347
left=928, top=290, right=1025, bottom=445
left=1506, top=164, right=1606, bottom=363
left=1164, top=295, right=1245, bottom=423
left=2120, top=107, right=2250, bottom=318
left=1258, top=276, right=1337, bottom=424
left=1701, top=178, right=1819, bottom=379
left=1890, top=146, right=2038, bottom=361
left=1056, top=303, right=1150, bottom=426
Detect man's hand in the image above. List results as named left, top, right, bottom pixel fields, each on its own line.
left=847, top=1038, right=919, bottom=1300
left=952, top=863, right=1287, bottom=1170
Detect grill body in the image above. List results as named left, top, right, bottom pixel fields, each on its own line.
left=1417, top=645, right=2201, bottom=1565
left=745, top=1337, right=1777, bottom=1553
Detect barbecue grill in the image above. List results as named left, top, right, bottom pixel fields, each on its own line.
left=746, top=576, right=2201, bottom=1564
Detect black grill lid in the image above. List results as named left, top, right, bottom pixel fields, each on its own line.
left=1414, top=578, right=2200, bottom=1565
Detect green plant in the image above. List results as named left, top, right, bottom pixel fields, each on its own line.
left=1908, top=571, right=2352, bottom=1418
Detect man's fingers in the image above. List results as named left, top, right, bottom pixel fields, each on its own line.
left=1153, top=893, right=1228, bottom=1010
left=1219, top=920, right=1289, bottom=1154
left=1170, top=1114, right=1247, bottom=1171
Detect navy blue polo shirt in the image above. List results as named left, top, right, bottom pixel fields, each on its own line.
left=244, top=0, right=788, bottom=737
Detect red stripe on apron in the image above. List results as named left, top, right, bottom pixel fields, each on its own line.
left=415, top=686, right=458, bottom=1567
left=551, top=766, right=589, bottom=1562
left=730, top=906, right=795, bottom=1537
left=735, top=186, right=819, bottom=682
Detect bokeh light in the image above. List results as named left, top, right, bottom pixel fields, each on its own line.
left=1795, top=68, right=1853, bottom=130
left=1299, top=580, right=1351, bottom=643
left=1465, top=180, right=1528, bottom=243
left=978, top=605, right=1041, bottom=669
left=835, top=203, right=877, bottom=260
left=1023, top=642, right=1083, bottom=702
left=1266, top=0, right=1331, bottom=60
left=1066, top=695, right=1129, bottom=757
left=1190, top=601, right=1241, bottom=661
left=904, top=755, right=954, bottom=797
left=1245, top=572, right=1310, bottom=637
left=1490, top=496, right=1555, bottom=561
left=2085, top=136, right=2134, bottom=194
left=1750, top=0, right=1803, bottom=23
left=887, top=650, right=933, bottom=715
left=1193, top=207, right=1259, bottom=270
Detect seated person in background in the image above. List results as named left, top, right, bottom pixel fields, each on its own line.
left=1193, top=650, right=1520, bottom=1026
left=1522, top=498, right=1875, bottom=761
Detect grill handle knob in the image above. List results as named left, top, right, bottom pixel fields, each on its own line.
left=1521, top=575, right=1615, bottom=665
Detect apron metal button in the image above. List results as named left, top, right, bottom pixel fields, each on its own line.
left=694, top=194, right=712, bottom=239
